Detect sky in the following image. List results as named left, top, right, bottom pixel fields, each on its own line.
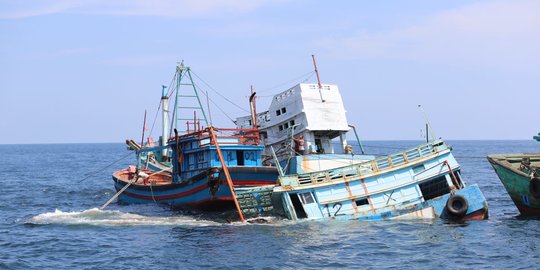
left=0, top=0, right=539, bottom=144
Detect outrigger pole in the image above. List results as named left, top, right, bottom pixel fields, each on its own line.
left=311, top=54, right=325, bottom=102
left=208, top=126, right=246, bottom=223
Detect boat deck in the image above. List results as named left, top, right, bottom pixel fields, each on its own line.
left=113, top=169, right=173, bottom=186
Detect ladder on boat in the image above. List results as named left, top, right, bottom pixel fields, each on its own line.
left=173, top=63, right=209, bottom=135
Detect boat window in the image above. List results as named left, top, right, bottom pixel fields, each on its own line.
left=278, top=125, right=283, bottom=131
left=299, top=192, right=315, bottom=204
left=413, top=164, right=425, bottom=174
left=419, top=175, right=450, bottom=200
left=284, top=122, right=289, bottom=129
left=355, top=198, right=369, bottom=206
left=281, top=107, right=286, bottom=114
left=290, top=120, right=295, bottom=126
left=236, top=150, right=244, bottom=166
left=290, top=194, right=307, bottom=219
left=276, top=110, right=281, bottom=116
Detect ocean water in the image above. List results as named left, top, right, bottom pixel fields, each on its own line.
left=1, top=141, right=539, bottom=269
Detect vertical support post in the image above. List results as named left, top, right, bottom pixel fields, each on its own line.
left=161, top=85, right=169, bottom=158
left=209, top=126, right=246, bottom=223
left=348, top=124, right=365, bottom=154
left=271, top=146, right=284, bottom=177
left=339, top=133, right=348, bottom=154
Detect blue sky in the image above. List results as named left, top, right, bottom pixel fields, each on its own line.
left=1, top=0, right=538, bottom=144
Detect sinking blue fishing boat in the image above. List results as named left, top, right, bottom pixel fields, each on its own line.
left=112, top=63, right=278, bottom=210
left=269, top=140, right=488, bottom=221
left=234, top=56, right=488, bottom=221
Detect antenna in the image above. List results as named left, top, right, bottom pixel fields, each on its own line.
left=418, top=105, right=436, bottom=141
left=311, top=54, right=325, bottom=102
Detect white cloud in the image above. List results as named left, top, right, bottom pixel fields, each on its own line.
left=0, top=0, right=284, bottom=19
left=320, top=0, right=540, bottom=70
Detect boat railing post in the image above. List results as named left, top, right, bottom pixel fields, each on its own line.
left=270, top=146, right=284, bottom=177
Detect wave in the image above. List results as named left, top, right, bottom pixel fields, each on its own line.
left=27, top=208, right=222, bottom=227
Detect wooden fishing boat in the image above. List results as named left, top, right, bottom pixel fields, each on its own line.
left=487, top=154, right=540, bottom=216
left=234, top=56, right=489, bottom=221
left=111, top=63, right=278, bottom=212
left=113, top=127, right=278, bottom=209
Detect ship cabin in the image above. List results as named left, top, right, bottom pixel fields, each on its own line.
left=168, top=127, right=264, bottom=182
left=236, top=83, right=376, bottom=174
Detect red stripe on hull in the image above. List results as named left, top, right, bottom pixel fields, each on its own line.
left=116, top=180, right=274, bottom=202
left=231, top=181, right=277, bottom=186
left=463, top=208, right=489, bottom=221
left=118, top=183, right=209, bottom=201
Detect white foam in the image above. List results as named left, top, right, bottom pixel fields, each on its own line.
left=28, top=208, right=221, bottom=227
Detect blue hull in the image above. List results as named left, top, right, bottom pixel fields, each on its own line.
left=350, top=185, right=487, bottom=221
left=265, top=140, right=489, bottom=221
left=113, top=166, right=278, bottom=209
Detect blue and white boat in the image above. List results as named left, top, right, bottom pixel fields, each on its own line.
left=112, top=63, right=278, bottom=211
left=235, top=57, right=488, bottom=221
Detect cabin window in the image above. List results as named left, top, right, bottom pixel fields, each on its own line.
left=299, top=192, right=315, bottom=204
left=419, top=175, right=450, bottom=201
left=278, top=125, right=283, bottom=131
left=281, top=107, right=286, bottom=114
left=290, top=120, right=295, bottom=126
left=412, top=164, right=425, bottom=174
left=236, top=151, right=244, bottom=166
left=355, top=198, right=369, bottom=206
left=284, top=122, right=289, bottom=129
left=276, top=110, right=281, bottom=116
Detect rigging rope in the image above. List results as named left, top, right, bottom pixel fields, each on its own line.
left=190, top=70, right=249, bottom=113
left=76, top=152, right=133, bottom=183
left=257, top=70, right=315, bottom=95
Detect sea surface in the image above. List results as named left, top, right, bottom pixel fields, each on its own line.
left=1, top=140, right=539, bottom=269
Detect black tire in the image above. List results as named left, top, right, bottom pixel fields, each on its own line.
left=530, top=177, right=540, bottom=199
left=446, top=195, right=469, bottom=218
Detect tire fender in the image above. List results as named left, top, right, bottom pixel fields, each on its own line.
left=446, top=194, right=469, bottom=218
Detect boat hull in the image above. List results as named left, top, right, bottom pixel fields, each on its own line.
left=488, top=154, right=540, bottom=216
left=241, top=141, right=489, bottom=221
left=112, top=166, right=278, bottom=209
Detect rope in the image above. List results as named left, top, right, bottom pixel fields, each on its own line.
left=100, top=168, right=169, bottom=210
left=257, top=70, right=315, bottom=95
left=77, top=152, right=133, bottom=183
left=190, top=70, right=249, bottom=113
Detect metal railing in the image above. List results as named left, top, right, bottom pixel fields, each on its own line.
left=282, top=140, right=448, bottom=186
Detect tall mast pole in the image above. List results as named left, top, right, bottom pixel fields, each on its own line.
left=311, top=54, right=325, bottom=102
left=161, top=85, right=169, bottom=159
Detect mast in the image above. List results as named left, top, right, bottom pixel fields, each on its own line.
left=311, top=54, right=325, bottom=102
left=161, top=85, right=169, bottom=159
left=174, top=62, right=209, bottom=134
